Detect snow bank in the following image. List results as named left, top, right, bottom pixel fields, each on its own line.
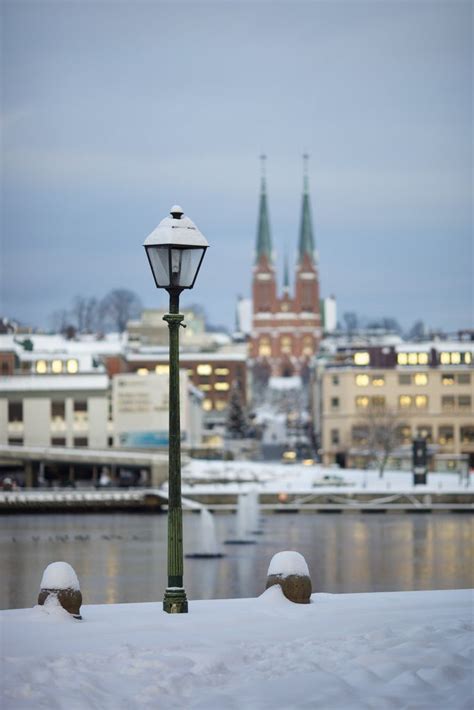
left=268, top=551, right=310, bottom=578
left=1, top=589, right=472, bottom=709
left=40, top=561, right=80, bottom=590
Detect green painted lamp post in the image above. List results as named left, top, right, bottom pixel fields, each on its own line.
left=144, top=205, right=209, bottom=613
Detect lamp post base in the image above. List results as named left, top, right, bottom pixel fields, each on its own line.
left=163, top=587, right=188, bottom=614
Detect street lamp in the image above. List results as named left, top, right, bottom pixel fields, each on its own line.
left=144, top=205, right=209, bottom=613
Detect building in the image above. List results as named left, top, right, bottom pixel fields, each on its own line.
left=249, top=157, right=322, bottom=379
left=314, top=339, right=474, bottom=469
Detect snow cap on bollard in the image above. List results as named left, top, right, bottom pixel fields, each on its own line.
left=265, top=551, right=312, bottom=604
left=38, top=561, right=83, bottom=619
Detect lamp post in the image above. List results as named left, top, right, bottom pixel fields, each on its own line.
left=144, top=205, right=209, bottom=613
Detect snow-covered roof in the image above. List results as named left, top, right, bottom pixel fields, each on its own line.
left=127, top=352, right=246, bottom=363
left=268, top=376, right=302, bottom=390
left=0, top=375, right=109, bottom=392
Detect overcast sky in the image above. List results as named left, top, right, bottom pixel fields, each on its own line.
left=1, top=1, right=472, bottom=333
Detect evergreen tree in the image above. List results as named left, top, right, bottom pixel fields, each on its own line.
left=226, top=384, right=248, bottom=439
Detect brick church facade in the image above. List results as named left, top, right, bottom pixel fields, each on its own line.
left=249, top=160, right=322, bottom=378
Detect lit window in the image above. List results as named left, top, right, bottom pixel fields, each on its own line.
left=215, top=400, right=227, bottom=411
left=408, top=352, right=418, bottom=365
left=397, top=353, right=408, bottom=365
left=215, top=368, right=229, bottom=376
left=137, top=368, right=148, bottom=376
left=465, top=352, right=472, bottom=364
left=51, top=360, right=63, bottom=374
left=214, top=382, right=230, bottom=391
left=258, top=338, right=272, bottom=357
left=354, top=352, right=370, bottom=366
left=442, top=374, right=455, bottom=386
left=66, top=359, right=79, bottom=373
left=438, top=426, right=454, bottom=445
left=302, top=337, right=313, bottom=356
left=155, top=365, right=169, bottom=375
left=440, top=352, right=450, bottom=365
left=281, top=336, right=292, bottom=354
left=36, top=360, right=47, bottom=374
left=202, top=399, right=213, bottom=411
left=356, top=374, right=369, bottom=386
left=451, top=352, right=461, bottom=365
left=199, top=384, right=211, bottom=391
left=399, top=395, right=412, bottom=409
left=414, top=373, right=428, bottom=386
left=356, top=396, right=369, bottom=409
left=197, top=364, right=212, bottom=376
left=415, top=395, right=428, bottom=409
left=372, top=376, right=385, bottom=387
left=418, top=352, right=429, bottom=365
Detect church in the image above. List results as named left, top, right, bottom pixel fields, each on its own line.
left=249, top=157, right=322, bottom=379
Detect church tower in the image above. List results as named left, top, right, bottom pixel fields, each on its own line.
left=250, top=155, right=322, bottom=379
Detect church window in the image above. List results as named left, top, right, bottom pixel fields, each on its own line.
left=281, top=336, right=292, bottom=354
left=258, top=337, right=271, bottom=357
left=302, top=336, right=313, bottom=356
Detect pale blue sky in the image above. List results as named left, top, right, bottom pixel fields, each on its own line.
left=1, top=1, right=472, bottom=331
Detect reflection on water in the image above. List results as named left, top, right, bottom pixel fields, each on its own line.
left=0, top=513, right=472, bottom=610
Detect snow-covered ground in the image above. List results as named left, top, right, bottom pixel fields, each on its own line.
left=182, top=459, right=472, bottom=496
left=1, top=588, right=472, bottom=709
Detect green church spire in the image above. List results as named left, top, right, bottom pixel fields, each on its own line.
left=255, top=154, right=273, bottom=264
left=298, top=153, right=315, bottom=263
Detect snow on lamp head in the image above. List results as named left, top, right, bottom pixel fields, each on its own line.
left=143, top=206, right=209, bottom=292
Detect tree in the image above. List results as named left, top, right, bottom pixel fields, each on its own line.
left=358, top=406, right=403, bottom=478
left=100, top=289, right=142, bottom=333
left=226, top=384, right=248, bottom=439
left=72, top=296, right=100, bottom=333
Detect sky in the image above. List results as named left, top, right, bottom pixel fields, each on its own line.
left=1, top=0, right=472, bottom=333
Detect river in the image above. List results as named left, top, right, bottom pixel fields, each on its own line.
left=1, top=512, right=472, bottom=609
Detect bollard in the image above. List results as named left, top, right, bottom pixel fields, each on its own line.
left=38, top=561, right=82, bottom=619
left=265, top=550, right=312, bottom=604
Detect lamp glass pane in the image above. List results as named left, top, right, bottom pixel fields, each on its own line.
left=173, top=247, right=205, bottom=287
left=147, top=246, right=170, bottom=287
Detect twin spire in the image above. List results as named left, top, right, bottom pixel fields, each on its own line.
left=255, top=154, right=316, bottom=267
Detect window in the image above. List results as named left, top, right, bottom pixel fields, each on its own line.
left=414, top=373, right=428, bottom=386
left=281, top=336, right=292, bottom=354
left=356, top=396, right=369, bottom=409
left=418, top=352, right=429, bottom=365
left=458, top=395, right=471, bottom=410
left=442, top=374, right=455, bottom=386
left=354, top=352, right=370, bottom=366
left=465, top=352, right=472, bottom=364
left=202, top=399, right=213, bottom=411
left=352, top=426, right=369, bottom=444
left=458, top=373, right=471, bottom=385
left=8, top=437, right=23, bottom=445
left=332, top=375, right=339, bottom=386
left=397, top=352, right=429, bottom=366
left=302, top=336, right=313, bottom=356
left=416, top=426, right=432, bottom=443
left=215, top=368, right=229, bottom=376
left=399, top=395, right=412, bottom=409
left=331, top=397, right=340, bottom=409
left=36, top=360, right=47, bottom=374
left=355, top=374, right=369, bottom=387
left=73, top=401, right=88, bottom=427
left=330, top=429, right=340, bottom=445
left=397, top=353, right=408, bottom=365
left=371, top=396, right=386, bottom=409
left=440, top=351, right=467, bottom=365
left=438, top=426, right=454, bottom=446
left=51, top=359, right=63, bottom=374
left=8, top=402, right=23, bottom=422
left=199, top=384, right=211, bottom=391
left=51, top=401, right=65, bottom=420
left=441, top=396, right=455, bottom=411
left=415, top=395, right=428, bottom=409
left=155, top=365, right=169, bottom=375
left=398, top=374, right=411, bottom=385
left=137, top=368, right=149, bottom=376
left=214, top=382, right=230, bottom=391
left=73, top=438, right=88, bottom=447
left=460, top=426, right=474, bottom=444
left=197, top=364, right=212, bottom=376
left=215, top=400, right=227, bottom=411
left=51, top=437, right=66, bottom=447
left=66, top=359, right=78, bottom=373
left=372, top=376, right=385, bottom=387
left=258, top=338, right=272, bottom=357
left=408, top=352, right=418, bottom=365
left=396, top=425, right=412, bottom=445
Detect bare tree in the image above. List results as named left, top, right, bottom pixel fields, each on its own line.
left=358, top=406, right=403, bottom=478
left=100, top=289, right=142, bottom=333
